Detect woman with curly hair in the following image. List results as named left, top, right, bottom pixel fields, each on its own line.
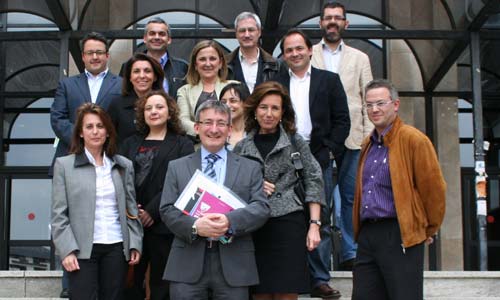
left=120, top=90, right=194, bottom=299
left=233, top=81, right=324, bottom=300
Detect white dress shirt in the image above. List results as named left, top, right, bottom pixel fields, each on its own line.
left=85, top=69, right=108, bottom=103
left=239, top=48, right=259, bottom=93
left=289, top=65, right=312, bottom=141
left=84, top=148, right=123, bottom=244
left=321, top=39, right=344, bottom=73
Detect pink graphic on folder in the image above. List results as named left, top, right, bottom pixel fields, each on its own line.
left=190, top=191, right=234, bottom=218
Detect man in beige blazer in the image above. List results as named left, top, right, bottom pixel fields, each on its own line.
left=310, top=0, right=373, bottom=286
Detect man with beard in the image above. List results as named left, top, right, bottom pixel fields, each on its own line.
left=311, top=1, right=374, bottom=272
left=120, top=17, right=187, bottom=99
left=226, top=12, right=282, bottom=93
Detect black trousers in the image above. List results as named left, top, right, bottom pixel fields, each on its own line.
left=68, top=242, right=127, bottom=300
left=128, top=232, right=174, bottom=300
left=352, top=219, right=424, bottom=300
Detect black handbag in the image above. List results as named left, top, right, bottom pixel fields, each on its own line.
left=289, top=134, right=330, bottom=226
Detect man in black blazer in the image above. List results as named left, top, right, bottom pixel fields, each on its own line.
left=275, top=29, right=350, bottom=299
left=120, top=17, right=187, bottom=99
left=50, top=31, right=122, bottom=174
left=49, top=31, right=122, bottom=298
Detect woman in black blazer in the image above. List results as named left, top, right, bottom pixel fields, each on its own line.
left=120, top=90, right=194, bottom=300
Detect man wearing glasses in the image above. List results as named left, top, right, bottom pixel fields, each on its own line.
left=49, top=31, right=122, bottom=298
left=226, top=12, right=282, bottom=93
left=352, top=79, right=446, bottom=300
left=311, top=1, right=374, bottom=274
left=159, top=100, right=270, bottom=300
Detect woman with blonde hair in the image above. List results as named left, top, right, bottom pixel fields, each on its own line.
left=177, top=40, right=239, bottom=139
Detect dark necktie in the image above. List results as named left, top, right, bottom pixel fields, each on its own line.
left=204, top=153, right=220, bottom=180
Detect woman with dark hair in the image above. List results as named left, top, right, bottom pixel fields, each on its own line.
left=109, top=53, right=165, bottom=144
left=120, top=90, right=194, bottom=300
left=177, top=40, right=239, bottom=138
left=233, top=81, right=324, bottom=300
left=219, top=82, right=250, bottom=149
left=51, top=103, right=143, bottom=300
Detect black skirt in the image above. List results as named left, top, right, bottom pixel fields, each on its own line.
left=252, top=210, right=309, bottom=294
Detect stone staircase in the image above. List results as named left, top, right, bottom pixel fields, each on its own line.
left=0, top=271, right=500, bottom=299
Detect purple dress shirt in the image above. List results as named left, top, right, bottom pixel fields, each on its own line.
left=360, top=126, right=397, bottom=221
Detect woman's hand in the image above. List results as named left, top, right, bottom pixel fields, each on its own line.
left=129, top=249, right=141, bottom=265
left=307, top=223, right=321, bottom=251
left=263, top=180, right=275, bottom=197
left=62, top=253, right=80, bottom=272
left=138, top=204, right=154, bottom=228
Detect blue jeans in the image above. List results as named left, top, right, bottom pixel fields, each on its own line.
left=307, top=160, right=335, bottom=287
left=337, top=149, right=360, bottom=261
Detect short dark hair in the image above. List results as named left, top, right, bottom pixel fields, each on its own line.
left=219, top=82, right=250, bottom=103
left=279, top=28, right=313, bottom=54
left=122, top=53, right=165, bottom=96
left=70, top=103, right=117, bottom=156
left=144, top=17, right=172, bottom=37
left=80, top=32, right=109, bottom=52
left=321, top=2, right=346, bottom=19
left=244, top=81, right=296, bottom=134
left=135, top=89, right=185, bottom=135
left=365, top=79, right=399, bottom=101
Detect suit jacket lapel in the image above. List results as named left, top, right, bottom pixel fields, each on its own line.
left=187, top=149, right=202, bottom=176
left=224, top=151, right=240, bottom=190
left=96, top=73, right=115, bottom=105
left=149, top=133, right=177, bottom=179
left=338, top=45, right=351, bottom=78
left=309, top=67, right=320, bottom=109
left=77, top=73, right=92, bottom=103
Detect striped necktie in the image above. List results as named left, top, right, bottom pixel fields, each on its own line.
left=204, top=153, right=220, bottom=180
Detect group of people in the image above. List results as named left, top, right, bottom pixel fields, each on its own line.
left=49, top=2, right=447, bottom=300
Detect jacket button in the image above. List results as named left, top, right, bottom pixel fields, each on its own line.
left=276, top=193, right=281, bottom=198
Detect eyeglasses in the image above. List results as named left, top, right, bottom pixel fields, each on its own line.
left=83, top=50, right=107, bottom=57
left=363, top=100, right=393, bottom=110
left=197, top=120, right=230, bottom=128
left=322, top=15, right=346, bottom=22
left=237, top=27, right=258, bottom=33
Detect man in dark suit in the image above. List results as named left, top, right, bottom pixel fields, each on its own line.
left=120, top=17, right=187, bottom=99
left=49, top=31, right=122, bottom=297
left=226, top=12, right=282, bottom=93
left=276, top=29, right=350, bottom=299
left=159, top=100, right=270, bottom=300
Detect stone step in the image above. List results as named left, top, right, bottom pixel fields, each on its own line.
left=1, top=271, right=500, bottom=298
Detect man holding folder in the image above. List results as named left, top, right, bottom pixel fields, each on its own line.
left=160, top=100, right=270, bottom=300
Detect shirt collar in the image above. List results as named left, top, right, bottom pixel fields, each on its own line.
left=321, top=38, right=344, bottom=54
left=370, top=123, right=394, bottom=144
left=288, top=63, right=312, bottom=79
left=201, top=145, right=227, bottom=162
left=159, top=52, right=169, bottom=67
left=84, top=147, right=111, bottom=167
left=239, top=48, right=260, bottom=64
left=84, top=68, right=108, bottom=80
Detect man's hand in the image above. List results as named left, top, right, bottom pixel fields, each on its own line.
left=62, top=253, right=80, bottom=272
left=138, top=204, right=154, bottom=228
left=194, top=213, right=230, bottom=238
left=129, top=249, right=141, bottom=265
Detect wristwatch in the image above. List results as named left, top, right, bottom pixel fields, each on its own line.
left=309, top=219, right=322, bottom=226
left=191, top=223, right=198, bottom=240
